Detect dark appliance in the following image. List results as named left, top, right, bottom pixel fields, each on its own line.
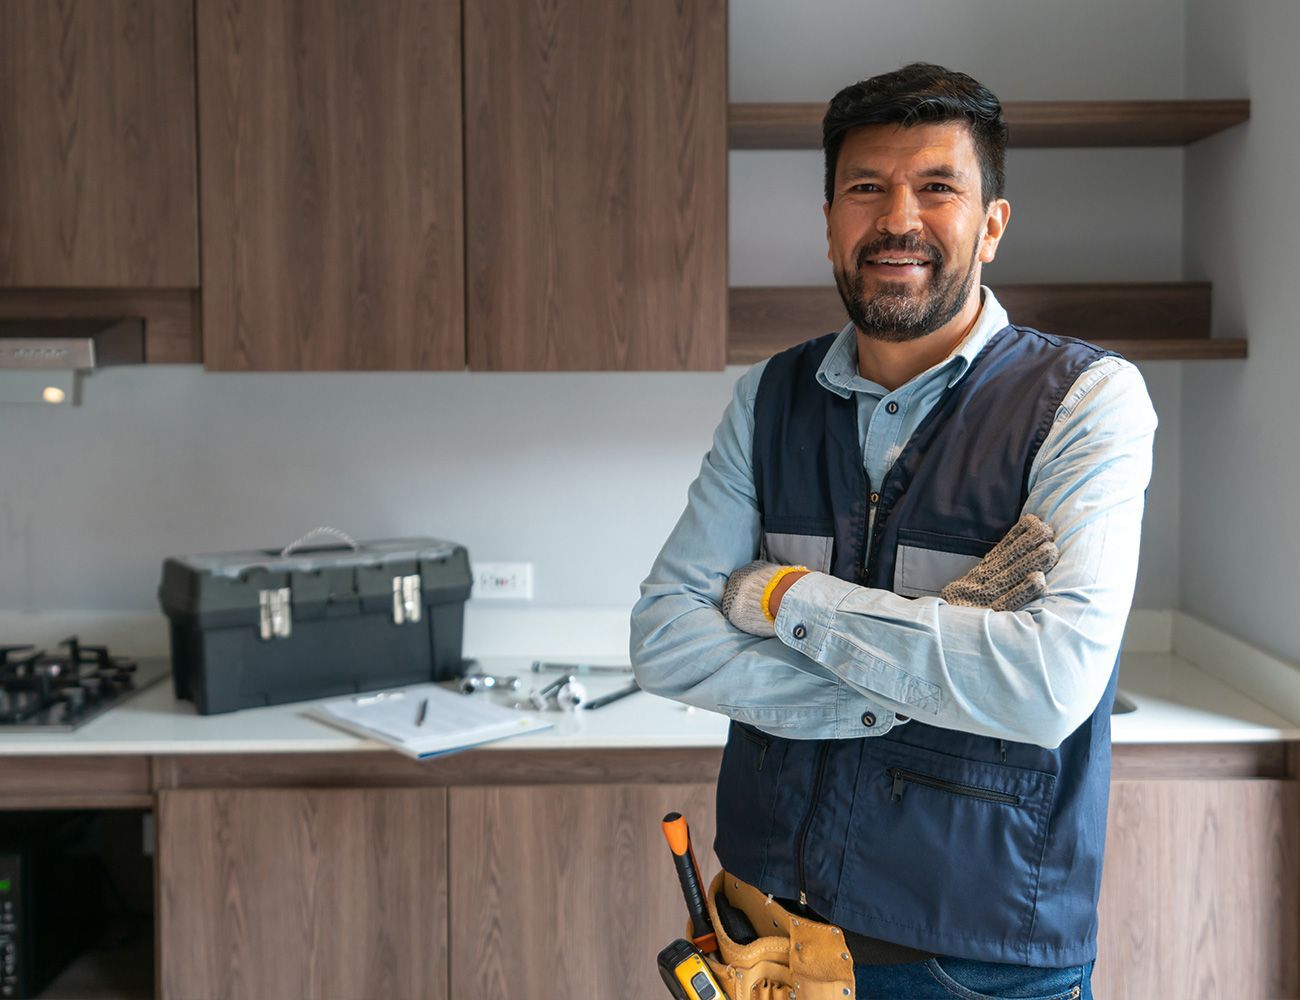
left=0, top=812, right=106, bottom=999
left=0, top=638, right=169, bottom=732
left=158, top=535, right=473, bottom=715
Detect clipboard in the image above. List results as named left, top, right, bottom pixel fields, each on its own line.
left=306, top=682, right=552, bottom=759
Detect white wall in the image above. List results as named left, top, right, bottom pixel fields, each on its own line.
left=1182, top=0, right=1300, bottom=664
left=0, top=0, right=1191, bottom=613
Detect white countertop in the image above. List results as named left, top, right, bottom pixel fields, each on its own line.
left=1, top=648, right=1297, bottom=757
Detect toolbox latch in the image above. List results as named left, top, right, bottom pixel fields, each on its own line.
left=258, top=587, right=293, bottom=640
left=392, top=574, right=423, bottom=625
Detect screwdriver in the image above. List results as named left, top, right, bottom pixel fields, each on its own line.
left=661, top=812, right=718, bottom=957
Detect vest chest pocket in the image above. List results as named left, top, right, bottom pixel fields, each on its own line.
left=836, top=740, right=1055, bottom=949
left=760, top=530, right=833, bottom=573
left=894, top=528, right=994, bottom=598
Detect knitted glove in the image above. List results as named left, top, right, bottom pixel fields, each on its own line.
left=940, top=513, right=1058, bottom=611
left=721, top=561, right=809, bottom=638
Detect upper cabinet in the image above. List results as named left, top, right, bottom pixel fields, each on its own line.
left=463, top=0, right=729, bottom=370
left=0, top=0, right=199, bottom=288
left=195, top=0, right=464, bottom=371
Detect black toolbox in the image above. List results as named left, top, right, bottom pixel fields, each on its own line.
left=158, top=534, right=473, bottom=715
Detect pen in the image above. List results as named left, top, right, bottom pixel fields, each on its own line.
left=416, top=697, right=428, bottom=726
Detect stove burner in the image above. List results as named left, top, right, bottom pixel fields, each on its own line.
left=0, top=636, right=158, bottom=730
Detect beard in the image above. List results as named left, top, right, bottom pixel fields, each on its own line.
left=833, top=233, right=980, bottom=343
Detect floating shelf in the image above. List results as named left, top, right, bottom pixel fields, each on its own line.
left=729, top=100, right=1251, bottom=150
left=727, top=283, right=1247, bottom=364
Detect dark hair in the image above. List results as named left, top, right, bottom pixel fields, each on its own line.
left=822, top=63, right=1008, bottom=206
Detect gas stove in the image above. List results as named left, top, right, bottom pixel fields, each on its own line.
left=0, top=637, right=169, bottom=731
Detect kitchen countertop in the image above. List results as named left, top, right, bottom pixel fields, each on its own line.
left=0, top=648, right=1297, bottom=756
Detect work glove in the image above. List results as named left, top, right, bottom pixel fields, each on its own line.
left=721, top=561, right=808, bottom=638
left=940, top=513, right=1058, bottom=611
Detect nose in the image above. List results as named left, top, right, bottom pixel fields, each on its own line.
left=877, top=185, right=922, bottom=236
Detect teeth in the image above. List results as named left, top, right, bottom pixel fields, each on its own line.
left=871, top=258, right=927, bottom=265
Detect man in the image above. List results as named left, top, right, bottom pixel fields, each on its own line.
left=630, top=63, right=1156, bottom=998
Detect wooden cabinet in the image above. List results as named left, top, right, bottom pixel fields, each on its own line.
left=195, top=0, right=464, bottom=371
left=1095, top=778, right=1300, bottom=998
left=0, top=0, right=198, bottom=288
left=463, top=0, right=728, bottom=370
left=157, top=788, right=449, bottom=1000
left=448, top=782, right=718, bottom=998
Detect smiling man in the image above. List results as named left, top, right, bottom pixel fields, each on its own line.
left=630, top=64, right=1158, bottom=997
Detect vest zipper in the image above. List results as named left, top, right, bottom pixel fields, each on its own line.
left=887, top=767, right=1021, bottom=806
left=796, top=744, right=830, bottom=906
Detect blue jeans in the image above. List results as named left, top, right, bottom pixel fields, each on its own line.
left=854, top=957, right=1093, bottom=1000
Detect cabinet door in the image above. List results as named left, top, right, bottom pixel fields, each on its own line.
left=0, top=0, right=198, bottom=287
left=464, top=0, right=727, bottom=370
left=449, top=782, right=718, bottom=998
left=157, top=788, right=448, bottom=1000
left=1095, top=779, right=1300, bottom=998
left=196, top=0, right=464, bottom=370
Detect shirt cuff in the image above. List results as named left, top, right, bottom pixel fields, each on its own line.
left=773, top=572, right=898, bottom=737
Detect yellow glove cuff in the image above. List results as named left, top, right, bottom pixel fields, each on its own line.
left=760, top=566, right=809, bottom=623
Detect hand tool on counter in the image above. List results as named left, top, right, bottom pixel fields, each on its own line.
left=581, top=679, right=641, bottom=710
left=458, top=672, right=521, bottom=694
left=657, top=938, right=725, bottom=1000
left=530, top=660, right=633, bottom=675
left=661, top=812, right=718, bottom=957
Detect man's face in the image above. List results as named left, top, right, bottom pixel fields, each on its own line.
left=824, top=122, right=1010, bottom=342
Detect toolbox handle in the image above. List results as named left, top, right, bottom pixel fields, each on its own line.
left=280, top=526, right=362, bottom=557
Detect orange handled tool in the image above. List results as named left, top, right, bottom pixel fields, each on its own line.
left=662, top=812, right=718, bottom=956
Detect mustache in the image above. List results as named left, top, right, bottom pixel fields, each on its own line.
left=855, top=235, right=942, bottom=269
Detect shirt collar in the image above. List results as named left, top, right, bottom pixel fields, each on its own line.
left=815, top=286, right=1010, bottom=399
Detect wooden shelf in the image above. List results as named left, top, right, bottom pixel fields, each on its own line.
left=727, top=283, right=1247, bottom=363
left=729, top=100, right=1250, bottom=149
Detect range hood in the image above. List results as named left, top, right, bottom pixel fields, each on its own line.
left=0, top=318, right=144, bottom=405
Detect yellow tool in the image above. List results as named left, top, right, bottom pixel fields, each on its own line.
left=658, top=938, right=726, bottom=999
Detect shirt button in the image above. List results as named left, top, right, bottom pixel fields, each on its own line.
left=861, top=712, right=876, bottom=727
left=869, top=492, right=880, bottom=504
left=792, top=624, right=807, bottom=640
left=886, top=401, right=898, bottom=414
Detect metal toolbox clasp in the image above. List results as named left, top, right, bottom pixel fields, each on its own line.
left=258, top=587, right=292, bottom=640
left=392, top=574, right=422, bottom=625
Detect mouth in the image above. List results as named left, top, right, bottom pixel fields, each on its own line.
left=861, top=255, right=933, bottom=279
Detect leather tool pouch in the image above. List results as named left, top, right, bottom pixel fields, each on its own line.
left=688, top=871, right=855, bottom=1000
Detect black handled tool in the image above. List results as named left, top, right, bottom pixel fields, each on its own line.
left=582, top=679, right=640, bottom=710
left=661, top=812, right=717, bottom=956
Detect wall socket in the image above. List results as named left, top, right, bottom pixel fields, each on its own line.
left=472, top=562, right=534, bottom=600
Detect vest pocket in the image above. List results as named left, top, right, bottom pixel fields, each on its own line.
left=760, top=530, right=833, bottom=573
left=714, top=722, right=788, bottom=880
left=837, top=741, right=1055, bottom=948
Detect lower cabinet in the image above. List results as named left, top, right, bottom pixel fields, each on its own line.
left=156, top=788, right=449, bottom=1000
left=1094, top=779, right=1300, bottom=999
left=152, top=766, right=1298, bottom=1000
left=447, top=782, right=718, bottom=999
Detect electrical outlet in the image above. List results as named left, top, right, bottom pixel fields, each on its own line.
left=472, top=562, right=534, bottom=600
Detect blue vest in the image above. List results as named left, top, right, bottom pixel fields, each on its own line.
left=714, top=325, right=1119, bottom=967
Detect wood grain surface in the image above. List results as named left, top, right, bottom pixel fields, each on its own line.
left=464, top=0, right=728, bottom=370
left=448, top=782, right=718, bottom=999
left=729, top=100, right=1251, bottom=149
left=0, top=288, right=200, bottom=363
left=727, top=283, right=1245, bottom=363
left=158, top=787, right=448, bottom=1000
left=196, top=0, right=464, bottom=370
left=0, top=754, right=150, bottom=809
left=0, top=0, right=198, bottom=287
left=1095, top=779, right=1300, bottom=998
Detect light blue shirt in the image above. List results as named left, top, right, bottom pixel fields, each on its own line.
left=629, top=287, right=1157, bottom=749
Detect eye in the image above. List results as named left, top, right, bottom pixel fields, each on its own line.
left=923, top=183, right=953, bottom=193
left=848, top=182, right=883, bottom=194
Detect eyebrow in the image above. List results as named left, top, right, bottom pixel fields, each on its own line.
left=839, top=164, right=969, bottom=183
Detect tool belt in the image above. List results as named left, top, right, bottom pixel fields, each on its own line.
left=689, top=871, right=855, bottom=1000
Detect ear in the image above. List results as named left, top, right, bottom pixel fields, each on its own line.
left=979, top=199, right=1011, bottom=264
left=823, top=201, right=832, bottom=262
